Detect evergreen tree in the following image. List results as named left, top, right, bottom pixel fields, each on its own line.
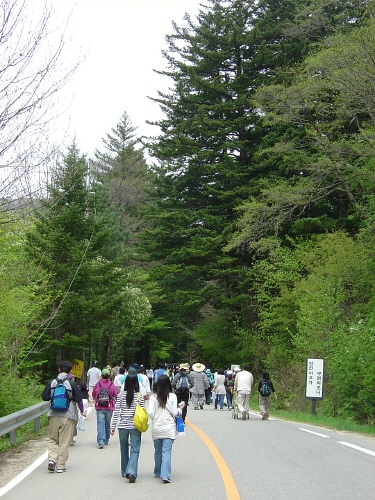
left=93, top=112, right=151, bottom=238
left=141, top=0, right=314, bottom=357
left=25, top=143, right=130, bottom=376
left=92, top=113, right=156, bottom=363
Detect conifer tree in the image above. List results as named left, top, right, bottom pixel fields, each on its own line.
left=93, top=112, right=151, bottom=238
left=25, top=143, right=129, bottom=376
left=142, top=0, right=312, bottom=355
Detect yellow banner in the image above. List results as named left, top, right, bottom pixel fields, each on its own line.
left=71, top=359, right=84, bottom=379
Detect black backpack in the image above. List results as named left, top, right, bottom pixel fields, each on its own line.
left=260, top=380, right=271, bottom=396
left=97, top=381, right=113, bottom=406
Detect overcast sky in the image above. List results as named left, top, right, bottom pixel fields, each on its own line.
left=43, top=0, right=204, bottom=158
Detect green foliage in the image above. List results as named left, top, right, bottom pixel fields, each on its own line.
left=288, top=231, right=375, bottom=422
left=237, top=16, right=375, bottom=250
left=0, top=375, right=45, bottom=418
left=23, top=143, right=150, bottom=377
left=4, top=0, right=375, bottom=427
left=0, top=217, right=51, bottom=380
left=193, top=315, right=240, bottom=368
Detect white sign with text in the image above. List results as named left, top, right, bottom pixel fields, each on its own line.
left=306, top=358, right=324, bottom=399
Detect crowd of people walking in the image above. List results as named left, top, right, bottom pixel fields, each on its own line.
left=42, top=359, right=277, bottom=482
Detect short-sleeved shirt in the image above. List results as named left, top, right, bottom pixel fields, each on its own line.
left=87, top=366, right=101, bottom=387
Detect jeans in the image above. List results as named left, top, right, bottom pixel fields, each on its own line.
left=118, top=428, right=142, bottom=477
left=154, top=438, right=174, bottom=480
left=96, top=409, right=112, bottom=446
left=215, top=394, right=225, bottom=410
left=226, top=391, right=233, bottom=409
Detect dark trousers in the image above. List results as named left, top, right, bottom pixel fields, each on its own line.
left=205, top=387, right=211, bottom=404
left=176, top=389, right=189, bottom=421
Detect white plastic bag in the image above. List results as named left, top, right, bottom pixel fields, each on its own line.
left=78, top=414, right=85, bottom=431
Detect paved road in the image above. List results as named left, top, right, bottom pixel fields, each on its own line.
left=1, top=404, right=375, bottom=500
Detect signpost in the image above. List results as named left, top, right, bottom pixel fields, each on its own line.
left=305, top=358, right=324, bottom=414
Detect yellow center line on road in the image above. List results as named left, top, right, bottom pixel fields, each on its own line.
left=186, top=419, right=240, bottom=500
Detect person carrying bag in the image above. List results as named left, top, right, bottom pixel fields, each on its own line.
left=110, top=373, right=145, bottom=483
left=147, top=374, right=184, bottom=483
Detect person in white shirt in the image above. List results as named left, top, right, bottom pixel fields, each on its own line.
left=147, top=374, right=184, bottom=483
left=234, top=364, right=253, bottom=420
left=114, top=367, right=126, bottom=393
left=146, top=367, right=154, bottom=391
left=139, top=366, right=151, bottom=399
left=86, top=360, right=101, bottom=403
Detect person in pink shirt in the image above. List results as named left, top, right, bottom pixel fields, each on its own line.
left=92, top=368, right=117, bottom=448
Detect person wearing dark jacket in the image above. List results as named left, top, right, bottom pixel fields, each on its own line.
left=171, top=363, right=193, bottom=422
left=42, top=360, right=84, bottom=473
left=258, top=371, right=277, bottom=420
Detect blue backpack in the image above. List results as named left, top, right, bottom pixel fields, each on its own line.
left=50, top=378, right=71, bottom=411
left=176, top=374, right=190, bottom=390
left=154, top=368, right=165, bottom=383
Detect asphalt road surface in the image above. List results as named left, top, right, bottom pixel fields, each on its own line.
left=1, top=403, right=375, bottom=500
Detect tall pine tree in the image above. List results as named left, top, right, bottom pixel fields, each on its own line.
left=141, top=0, right=312, bottom=362
left=25, top=143, right=130, bottom=376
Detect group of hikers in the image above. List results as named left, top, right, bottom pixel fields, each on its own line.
left=42, top=359, right=277, bottom=483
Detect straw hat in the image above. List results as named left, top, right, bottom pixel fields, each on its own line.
left=179, top=363, right=188, bottom=370
left=192, top=362, right=205, bottom=372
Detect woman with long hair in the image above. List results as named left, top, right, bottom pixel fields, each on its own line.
left=147, top=374, right=184, bottom=483
left=110, top=373, right=145, bottom=483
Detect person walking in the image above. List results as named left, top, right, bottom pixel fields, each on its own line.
left=189, top=362, right=209, bottom=410
left=225, top=371, right=234, bottom=410
left=213, top=369, right=226, bottom=410
left=87, top=360, right=101, bottom=404
left=204, top=368, right=214, bottom=404
left=67, top=373, right=84, bottom=445
left=139, top=365, right=151, bottom=400
left=146, top=366, right=154, bottom=392
left=111, top=361, right=120, bottom=381
left=153, top=363, right=166, bottom=392
left=234, top=364, right=253, bottom=420
left=42, top=360, right=84, bottom=473
left=92, top=368, right=117, bottom=449
left=110, top=373, right=145, bottom=483
left=258, top=371, right=277, bottom=420
left=114, top=366, right=126, bottom=393
left=147, top=374, right=184, bottom=483
left=172, top=363, right=193, bottom=422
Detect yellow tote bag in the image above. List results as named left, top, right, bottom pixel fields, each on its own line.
left=133, top=393, right=148, bottom=432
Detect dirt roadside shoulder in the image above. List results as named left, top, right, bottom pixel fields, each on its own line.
left=0, top=436, right=48, bottom=489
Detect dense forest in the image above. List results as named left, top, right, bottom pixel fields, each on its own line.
left=1, top=0, right=375, bottom=423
